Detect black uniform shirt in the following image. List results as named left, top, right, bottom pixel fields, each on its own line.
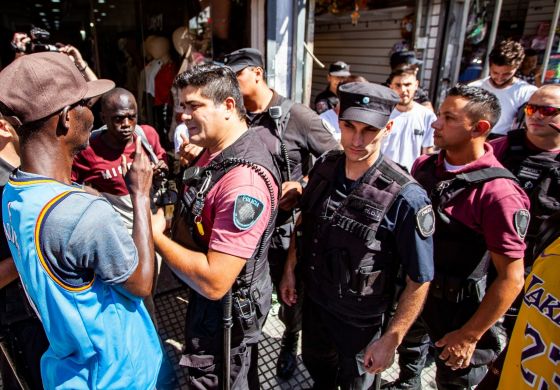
left=247, top=90, right=340, bottom=183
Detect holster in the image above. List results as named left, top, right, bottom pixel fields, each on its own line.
left=429, top=274, right=486, bottom=303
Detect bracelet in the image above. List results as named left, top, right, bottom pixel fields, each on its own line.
left=76, top=61, right=88, bottom=72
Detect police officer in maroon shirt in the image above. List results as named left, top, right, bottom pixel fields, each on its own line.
left=489, top=84, right=560, bottom=336
left=387, top=85, right=530, bottom=390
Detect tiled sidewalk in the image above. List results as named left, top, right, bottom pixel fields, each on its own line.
left=155, top=286, right=437, bottom=389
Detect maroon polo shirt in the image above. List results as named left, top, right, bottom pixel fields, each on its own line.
left=412, top=143, right=530, bottom=259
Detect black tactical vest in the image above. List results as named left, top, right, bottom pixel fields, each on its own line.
left=414, top=154, right=518, bottom=303
left=172, top=129, right=281, bottom=288
left=500, top=129, right=560, bottom=263
left=299, top=151, right=414, bottom=327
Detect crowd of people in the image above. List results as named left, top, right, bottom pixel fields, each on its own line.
left=0, top=32, right=558, bottom=390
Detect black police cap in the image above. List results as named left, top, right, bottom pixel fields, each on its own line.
left=390, top=51, right=423, bottom=70
left=223, top=48, right=264, bottom=73
left=328, top=61, right=351, bottom=77
left=338, top=82, right=400, bottom=129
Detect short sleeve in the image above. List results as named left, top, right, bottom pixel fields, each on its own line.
left=42, top=193, right=138, bottom=285
left=422, top=111, right=436, bottom=148
left=387, top=184, right=435, bottom=283
left=206, top=166, right=278, bottom=259
left=479, top=187, right=530, bottom=258
left=71, top=151, right=89, bottom=183
left=290, top=104, right=341, bottom=158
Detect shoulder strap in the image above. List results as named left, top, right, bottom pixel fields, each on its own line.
left=269, top=99, right=294, bottom=138
left=454, top=167, right=518, bottom=184
left=278, top=99, right=295, bottom=136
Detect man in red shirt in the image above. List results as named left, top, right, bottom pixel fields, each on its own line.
left=387, top=85, right=529, bottom=389
left=72, top=87, right=168, bottom=229
left=488, top=84, right=560, bottom=339
left=490, top=84, right=560, bottom=262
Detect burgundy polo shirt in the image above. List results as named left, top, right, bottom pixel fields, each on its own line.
left=412, top=144, right=530, bottom=259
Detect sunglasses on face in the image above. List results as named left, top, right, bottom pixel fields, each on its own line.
left=525, top=103, right=560, bottom=118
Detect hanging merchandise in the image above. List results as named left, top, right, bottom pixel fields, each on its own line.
left=465, top=0, right=488, bottom=45
left=351, top=1, right=360, bottom=25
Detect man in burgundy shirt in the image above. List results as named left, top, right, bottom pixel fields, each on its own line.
left=387, top=85, right=529, bottom=389
left=488, top=84, right=560, bottom=337
left=72, top=87, right=168, bottom=229
left=490, top=84, right=560, bottom=262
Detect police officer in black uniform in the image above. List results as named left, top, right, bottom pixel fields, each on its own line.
left=151, top=65, right=280, bottom=389
left=314, top=61, right=352, bottom=114
left=280, top=82, right=435, bottom=390
left=223, top=48, right=340, bottom=379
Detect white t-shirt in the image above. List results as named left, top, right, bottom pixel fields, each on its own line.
left=174, top=123, right=188, bottom=155
left=319, top=109, right=341, bottom=141
left=381, top=102, right=436, bottom=172
left=469, top=77, right=537, bottom=135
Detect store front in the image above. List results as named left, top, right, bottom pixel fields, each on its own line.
left=431, top=0, right=560, bottom=107
left=0, top=0, right=269, bottom=137
left=308, top=0, right=559, bottom=108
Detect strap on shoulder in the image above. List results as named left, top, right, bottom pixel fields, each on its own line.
left=454, top=167, right=518, bottom=184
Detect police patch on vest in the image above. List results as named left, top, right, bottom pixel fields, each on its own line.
left=416, top=205, right=435, bottom=238
left=233, top=195, right=265, bottom=230
left=514, top=209, right=530, bottom=239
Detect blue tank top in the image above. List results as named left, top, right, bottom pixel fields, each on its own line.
left=2, top=175, right=162, bottom=389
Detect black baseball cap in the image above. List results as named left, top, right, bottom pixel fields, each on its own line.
left=390, top=51, right=422, bottom=69
left=223, top=48, right=264, bottom=73
left=329, top=61, right=351, bottom=77
left=338, top=82, right=399, bottom=129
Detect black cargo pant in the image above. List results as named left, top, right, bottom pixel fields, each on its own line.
left=181, top=279, right=272, bottom=390
left=399, top=295, right=501, bottom=390
left=302, top=296, right=382, bottom=390
left=268, top=220, right=303, bottom=334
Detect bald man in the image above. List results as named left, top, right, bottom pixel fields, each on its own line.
left=72, top=87, right=168, bottom=229
left=490, top=84, right=560, bottom=334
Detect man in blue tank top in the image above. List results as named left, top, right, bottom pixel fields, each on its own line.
left=0, top=52, right=162, bottom=389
